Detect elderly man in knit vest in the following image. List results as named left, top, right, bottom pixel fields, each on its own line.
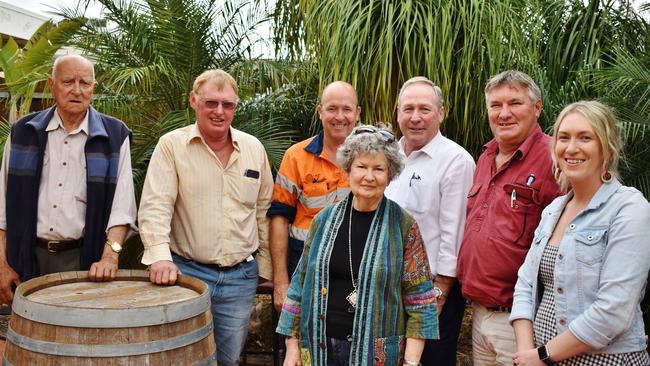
left=0, top=54, right=137, bottom=306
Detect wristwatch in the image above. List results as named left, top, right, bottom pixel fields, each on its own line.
left=537, top=344, right=555, bottom=366
left=105, top=240, right=123, bottom=254
left=433, top=287, right=447, bottom=300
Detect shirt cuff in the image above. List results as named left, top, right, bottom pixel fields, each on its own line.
left=141, top=243, right=173, bottom=265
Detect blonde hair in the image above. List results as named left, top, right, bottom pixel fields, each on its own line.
left=191, top=69, right=238, bottom=98
left=551, top=100, right=623, bottom=191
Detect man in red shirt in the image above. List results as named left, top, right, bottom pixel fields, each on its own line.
left=456, top=70, right=561, bottom=366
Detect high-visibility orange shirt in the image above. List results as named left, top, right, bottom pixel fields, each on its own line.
left=267, top=132, right=350, bottom=251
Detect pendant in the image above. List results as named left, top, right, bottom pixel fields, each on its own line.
left=346, top=289, right=357, bottom=308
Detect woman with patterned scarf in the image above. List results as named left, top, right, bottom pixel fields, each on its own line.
left=277, top=125, right=439, bottom=366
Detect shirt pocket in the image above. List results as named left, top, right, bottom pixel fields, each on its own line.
left=373, top=334, right=405, bottom=366
left=405, top=179, right=435, bottom=214
left=574, top=228, right=607, bottom=266
left=466, top=182, right=482, bottom=211
left=239, top=176, right=261, bottom=208
left=500, top=183, right=544, bottom=248
left=300, top=174, right=337, bottom=211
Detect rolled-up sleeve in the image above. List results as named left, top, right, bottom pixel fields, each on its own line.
left=568, top=196, right=650, bottom=348
left=510, top=232, right=541, bottom=323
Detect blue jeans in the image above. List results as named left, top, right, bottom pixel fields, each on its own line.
left=173, top=254, right=259, bottom=366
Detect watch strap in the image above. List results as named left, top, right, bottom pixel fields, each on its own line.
left=537, top=344, right=555, bottom=366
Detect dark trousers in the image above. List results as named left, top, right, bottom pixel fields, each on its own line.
left=421, top=281, right=466, bottom=366
left=287, top=247, right=302, bottom=281
left=326, top=337, right=352, bottom=366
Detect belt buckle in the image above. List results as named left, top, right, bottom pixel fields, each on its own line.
left=47, top=240, right=60, bottom=253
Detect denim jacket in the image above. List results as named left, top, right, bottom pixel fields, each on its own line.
left=510, top=179, right=650, bottom=353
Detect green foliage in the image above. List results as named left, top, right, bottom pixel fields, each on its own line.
left=50, top=0, right=306, bottom=266
left=592, top=46, right=650, bottom=198
left=274, top=0, right=650, bottom=170
left=55, top=0, right=299, bottom=195
left=0, top=18, right=84, bottom=122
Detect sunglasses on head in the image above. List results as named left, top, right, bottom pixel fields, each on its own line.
left=353, top=126, right=396, bottom=143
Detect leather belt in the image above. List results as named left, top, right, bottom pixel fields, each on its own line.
left=172, top=251, right=257, bottom=271
left=486, top=305, right=512, bottom=312
left=36, top=238, right=83, bottom=253
left=204, top=254, right=256, bottom=271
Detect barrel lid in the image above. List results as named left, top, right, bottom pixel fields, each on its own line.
left=11, top=270, right=210, bottom=328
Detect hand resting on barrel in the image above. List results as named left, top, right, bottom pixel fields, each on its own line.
left=0, top=229, right=20, bottom=305
left=88, top=253, right=119, bottom=282
left=149, top=260, right=182, bottom=285
left=0, top=261, right=20, bottom=305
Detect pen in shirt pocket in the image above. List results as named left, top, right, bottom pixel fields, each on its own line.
left=409, top=172, right=421, bottom=187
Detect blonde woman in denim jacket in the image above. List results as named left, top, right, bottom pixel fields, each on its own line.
left=510, top=101, right=650, bottom=366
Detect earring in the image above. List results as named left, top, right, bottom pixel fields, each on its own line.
left=601, top=170, right=613, bottom=183
left=554, top=167, right=562, bottom=182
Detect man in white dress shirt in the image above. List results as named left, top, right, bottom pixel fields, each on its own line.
left=384, top=76, right=475, bottom=366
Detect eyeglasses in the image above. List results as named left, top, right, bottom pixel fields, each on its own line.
left=198, top=97, right=237, bottom=111
left=353, top=126, right=396, bottom=143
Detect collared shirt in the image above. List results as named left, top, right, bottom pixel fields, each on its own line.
left=138, top=123, right=273, bottom=279
left=457, top=125, right=561, bottom=308
left=0, top=109, right=137, bottom=239
left=384, top=132, right=475, bottom=277
left=511, top=180, right=650, bottom=353
left=266, top=132, right=350, bottom=251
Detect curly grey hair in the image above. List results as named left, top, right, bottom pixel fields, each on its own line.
left=336, top=124, right=405, bottom=181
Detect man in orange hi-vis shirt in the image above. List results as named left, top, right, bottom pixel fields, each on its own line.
left=267, top=81, right=361, bottom=312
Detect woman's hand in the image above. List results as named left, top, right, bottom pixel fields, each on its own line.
left=284, top=337, right=302, bottom=366
left=512, top=348, right=544, bottom=366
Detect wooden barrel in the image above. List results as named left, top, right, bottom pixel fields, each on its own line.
left=2, top=270, right=215, bottom=365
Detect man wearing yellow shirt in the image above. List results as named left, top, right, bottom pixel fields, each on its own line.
left=138, top=69, right=273, bottom=366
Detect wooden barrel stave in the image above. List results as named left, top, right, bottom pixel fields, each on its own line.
left=2, top=270, right=216, bottom=365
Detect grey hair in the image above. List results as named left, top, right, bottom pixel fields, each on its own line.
left=336, top=124, right=405, bottom=182
left=484, top=70, right=541, bottom=104
left=398, top=76, right=444, bottom=107
left=51, top=54, right=95, bottom=81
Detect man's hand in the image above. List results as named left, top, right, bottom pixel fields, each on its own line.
left=0, top=261, right=20, bottom=305
left=273, top=281, right=289, bottom=313
left=89, top=255, right=119, bottom=282
left=283, top=337, right=302, bottom=366
left=434, top=274, right=456, bottom=315
left=149, top=260, right=181, bottom=285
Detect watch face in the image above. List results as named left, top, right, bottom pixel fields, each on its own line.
left=433, top=287, right=442, bottom=298
left=110, top=242, right=122, bottom=253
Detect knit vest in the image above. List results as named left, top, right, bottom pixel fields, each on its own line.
left=5, top=106, right=131, bottom=281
